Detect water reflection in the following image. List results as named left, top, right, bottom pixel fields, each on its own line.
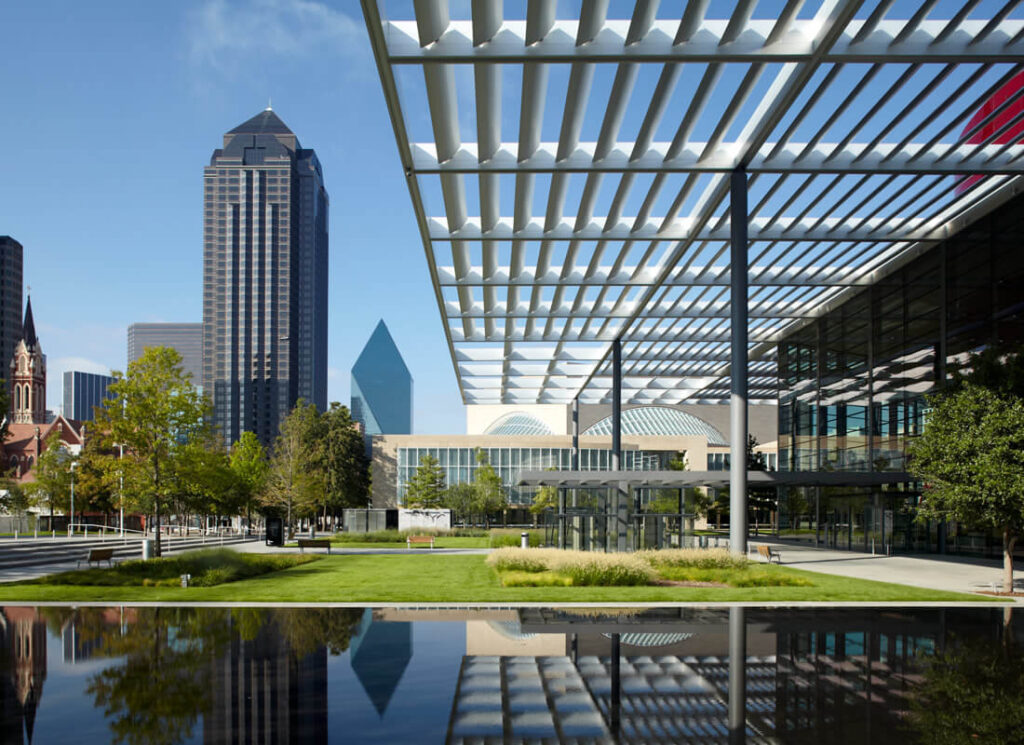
left=1, top=605, right=1022, bottom=743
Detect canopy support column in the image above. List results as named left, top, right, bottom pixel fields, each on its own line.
left=730, top=167, right=748, bottom=557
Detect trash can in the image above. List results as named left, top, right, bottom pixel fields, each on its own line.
left=266, top=516, right=284, bottom=547
left=141, top=539, right=154, bottom=560
left=521, top=532, right=529, bottom=549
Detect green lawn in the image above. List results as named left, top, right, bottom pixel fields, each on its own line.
left=0, top=554, right=995, bottom=604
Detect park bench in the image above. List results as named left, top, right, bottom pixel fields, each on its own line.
left=78, top=547, right=116, bottom=569
left=297, top=538, right=332, bottom=554
left=757, top=545, right=782, bottom=564
left=407, top=535, right=435, bottom=549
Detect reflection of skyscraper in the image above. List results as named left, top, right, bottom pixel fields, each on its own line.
left=0, top=607, right=47, bottom=745
left=206, top=616, right=327, bottom=744
left=351, top=320, right=413, bottom=452
left=349, top=609, right=411, bottom=716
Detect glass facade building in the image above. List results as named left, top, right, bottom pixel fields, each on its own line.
left=127, top=323, right=203, bottom=387
left=0, top=237, right=23, bottom=369
left=396, top=446, right=666, bottom=505
left=776, top=191, right=1024, bottom=555
left=351, top=320, right=412, bottom=442
left=202, top=109, right=329, bottom=446
left=62, top=371, right=115, bottom=421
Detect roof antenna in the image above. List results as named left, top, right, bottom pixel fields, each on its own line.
left=266, top=97, right=272, bottom=111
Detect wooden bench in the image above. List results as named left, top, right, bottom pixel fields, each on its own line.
left=78, top=547, right=116, bottom=569
left=407, top=535, right=435, bottom=549
left=297, top=538, right=332, bottom=554
left=757, top=545, right=782, bottom=564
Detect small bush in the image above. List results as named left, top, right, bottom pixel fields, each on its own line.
left=488, top=529, right=544, bottom=548
left=487, top=548, right=655, bottom=586
left=550, top=552, right=654, bottom=586
left=35, top=549, right=317, bottom=588
left=500, top=570, right=573, bottom=587
left=639, top=548, right=749, bottom=570
left=487, top=547, right=550, bottom=572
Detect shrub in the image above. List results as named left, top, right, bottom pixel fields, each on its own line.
left=334, top=527, right=487, bottom=543
left=548, top=552, right=654, bottom=586
left=500, top=571, right=573, bottom=588
left=35, top=549, right=317, bottom=588
left=639, top=548, right=749, bottom=570
left=487, top=548, right=655, bottom=586
left=488, top=529, right=544, bottom=548
left=487, top=547, right=550, bottom=572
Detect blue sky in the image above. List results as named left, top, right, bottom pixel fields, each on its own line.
left=0, top=0, right=467, bottom=432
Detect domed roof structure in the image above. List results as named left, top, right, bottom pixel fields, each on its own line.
left=484, top=412, right=553, bottom=436
left=583, top=407, right=727, bottom=446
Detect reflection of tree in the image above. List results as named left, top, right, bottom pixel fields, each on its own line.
left=87, top=609, right=229, bottom=745
left=910, top=633, right=1024, bottom=744
left=62, top=607, right=364, bottom=745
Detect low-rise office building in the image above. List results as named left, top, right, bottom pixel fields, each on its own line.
left=371, top=403, right=776, bottom=509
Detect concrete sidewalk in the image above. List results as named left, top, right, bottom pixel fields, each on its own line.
left=749, top=539, right=1024, bottom=597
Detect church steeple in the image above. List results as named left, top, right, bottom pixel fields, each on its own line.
left=10, top=297, right=45, bottom=425
left=21, top=295, right=36, bottom=348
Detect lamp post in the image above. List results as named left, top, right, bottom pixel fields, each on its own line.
left=118, top=442, right=124, bottom=538
left=69, top=461, right=78, bottom=537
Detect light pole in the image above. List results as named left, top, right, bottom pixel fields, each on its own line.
left=69, top=461, right=78, bottom=537
left=118, top=442, right=124, bottom=538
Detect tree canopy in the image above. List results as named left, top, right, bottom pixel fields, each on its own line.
left=405, top=454, right=446, bottom=508
left=908, top=384, right=1024, bottom=592
left=94, top=346, right=210, bottom=554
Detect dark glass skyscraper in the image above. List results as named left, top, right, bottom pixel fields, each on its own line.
left=62, top=371, right=114, bottom=421
left=202, top=109, right=329, bottom=446
left=0, top=237, right=23, bottom=368
left=351, top=320, right=412, bottom=446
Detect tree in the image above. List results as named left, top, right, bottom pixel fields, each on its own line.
left=94, top=346, right=210, bottom=556
left=908, top=384, right=1024, bottom=592
left=473, top=449, right=505, bottom=528
left=229, top=431, right=269, bottom=532
left=26, top=436, right=73, bottom=522
left=405, top=454, right=446, bottom=508
left=311, top=403, right=370, bottom=518
left=443, top=482, right=476, bottom=524
left=262, top=401, right=321, bottom=538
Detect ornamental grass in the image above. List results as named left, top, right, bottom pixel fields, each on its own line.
left=638, top=548, right=749, bottom=570
left=487, top=548, right=655, bottom=586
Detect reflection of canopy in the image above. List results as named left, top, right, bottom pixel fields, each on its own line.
left=608, top=632, right=695, bottom=648
left=365, top=2, right=1024, bottom=406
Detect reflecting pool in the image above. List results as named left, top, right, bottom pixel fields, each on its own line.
left=2, top=605, right=1022, bottom=743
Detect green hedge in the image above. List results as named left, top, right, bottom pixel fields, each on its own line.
left=334, top=528, right=487, bottom=543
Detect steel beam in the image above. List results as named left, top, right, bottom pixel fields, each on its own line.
left=730, top=168, right=748, bottom=556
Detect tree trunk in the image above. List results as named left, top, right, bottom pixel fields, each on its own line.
left=1004, top=528, right=1017, bottom=594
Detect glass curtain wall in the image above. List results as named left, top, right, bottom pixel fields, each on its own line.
left=777, top=192, right=1024, bottom=555
left=396, top=447, right=666, bottom=505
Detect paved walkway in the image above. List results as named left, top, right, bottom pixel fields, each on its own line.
left=748, top=539, right=1023, bottom=597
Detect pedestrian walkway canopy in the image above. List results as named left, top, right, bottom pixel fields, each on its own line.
left=362, top=0, right=1024, bottom=406
left=516, top=468, right=912, bottom=489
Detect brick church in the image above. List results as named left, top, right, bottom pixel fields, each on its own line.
left=3, top=297, right=83, bottom=482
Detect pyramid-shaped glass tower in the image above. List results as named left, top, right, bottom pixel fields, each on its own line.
left=351, top=320, right=412, bottom=444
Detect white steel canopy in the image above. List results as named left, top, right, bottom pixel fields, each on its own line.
left=362, top=0, right=1024, bottom=406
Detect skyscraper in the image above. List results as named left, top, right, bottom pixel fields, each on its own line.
left=351, top=320, right=412, bottom=447
left=63, top=371, right=115, bottom=420
left=202, top=108, right=329, bottom=446
left=0, top=237, right=23, bottom=368
left=127, top=322, right=203, bottom=387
